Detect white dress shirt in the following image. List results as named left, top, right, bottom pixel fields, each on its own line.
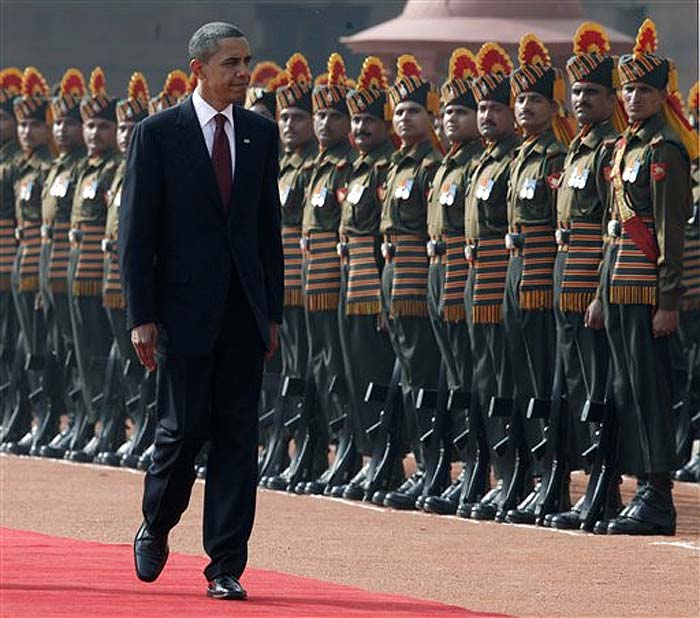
left=192, top=88, right=236, bottom=179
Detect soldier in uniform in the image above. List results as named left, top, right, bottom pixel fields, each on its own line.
left=297, top=53, right=357, bottom=496
left=599, top=19, right=695, bottom=534
left=498, top=35, right=570, bottom=524
left=36, top=69, right=88, bottom=458
left=0, top=68, right=26, bottom=448
left=462, top=43, right=520, bottom=521
left=64, top=67, right=121, bottom=463
left=4, top=67, right=54, bottom=456
left=546, top=23, right=625, bottom=529
left=263, top=53, right=318, bottom=490
left=95, top=72, right=151, bottom=466
left=674, top=82, right=700, bottom=483
left=337, top=56, right=397, bottom=500
left=245, top=61, right=282, bottom=121
left=377, top=55, right=443, bottom=509
left=422, top=48, right=484, bottom=514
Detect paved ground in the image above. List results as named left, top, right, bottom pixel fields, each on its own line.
left=1, top=454, right=698, bottom=617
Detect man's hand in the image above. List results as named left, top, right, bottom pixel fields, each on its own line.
left=652, top=308, right=679, bottom=338
left=584, top=298, right=604, bottom=330
left=265, top=323, right=279, bottom=363
left=131, top=322, right=158, bottom=372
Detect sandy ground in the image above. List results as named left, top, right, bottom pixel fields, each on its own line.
left=1, top=454, right=699, bottom=617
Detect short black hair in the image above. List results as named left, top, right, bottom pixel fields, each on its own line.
left=188, top=22, right=245, bottom=62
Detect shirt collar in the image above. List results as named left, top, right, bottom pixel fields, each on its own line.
left=192, top=88, right=234, bottom=129
left=628, top=112, right=665, bottom=144
left=484, top=133, right=519, bottom=163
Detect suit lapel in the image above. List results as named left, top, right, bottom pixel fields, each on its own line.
left=231, top=105, right=254, bottom=214
left=176, top=97, right=224, bottom=216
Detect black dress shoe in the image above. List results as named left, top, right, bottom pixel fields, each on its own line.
left=207, top=575, right=247, bottom=600
left=607, top=476, right=676, bottom=536
left=505, top=483, right=542, bottom=525
left=550, top=509, right=582, bottom=530
left=674, top=453, right=700, bottom=483
left=133, top=521, right=169, bottom=582
left=592, top=518, right=611, bottom=535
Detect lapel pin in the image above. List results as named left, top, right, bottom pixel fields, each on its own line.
left=243, top=138, right=250, bottom=144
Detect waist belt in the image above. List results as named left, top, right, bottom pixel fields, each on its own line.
left=555, top=228, right=571, bottom=247
left=504, top=232, right=524, bottom=251
left=304, top=230, right=341, bottom=312
left=465, top=244, right=478, bottom=264
left=101, top=238, right=114, bottom=254
left=610, top=216, right=657, bottom=306
left=346, top=235, right=382, bottom=316
left=471, top=237, right=509, bottom=324
left=68, top=228, right=84, bottom=244
left=282, top=225, right=303, bottom=307
left=607, top=219, right=621, bottom=238
left=426, top=239, right=446, bottom=258
left=385, top=233, right=429, bottom=318
left=559, top=221, right=604, bottom=313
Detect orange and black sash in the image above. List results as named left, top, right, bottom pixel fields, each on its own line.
left=304, top=230, right=341, bottom=312
left=102, top=243, right=125, bottom=309
left=681, top=231, right=700, bottom=310
left=346, top=235, right=382, bottom=316
left=72, top=223, right=105, bottom=297
left=388, top=233, right=429, bottom=318
left=471, top=237, right=509, bottom=324
left=0, top=219, right=15, bottom=292
left=518, top=223, right=557, bottom=310
left=440, top=233, right=468, bottom=322
left=17, top=222, right=42, bottom=292
left=610, top=216, right=657, bottom=305
left=46, top=222, right=71, bottom=294
left=559, top=221, right=604, bottom=313
left=282, top=225, right=303, bottom=307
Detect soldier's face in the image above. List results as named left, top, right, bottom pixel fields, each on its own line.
left=17, top=118, right=49, bottom=153
left=191, top=37, right=251, bottom=107
left=514, top=92, right=556, bottom=135
left=53, top=117, right=84, bottom=152
left=351, top=113, right=387, bottom=153
left=278, top=107, right=314, bottom=151
left=83, top=118, right=117, bottom=157
left=250, top=102, right=274, bottom=122
left=477, top=100, right=515, bottom=141
left=117, top=120, right=136, bottom=154
left=313, top=108, right=350, bottom=149
left=621, top=82, right=666, bottom=122
left=571, top=82, right=616, bottom=125
left=0, top=110, right=17, bottom=144
left=442, top=104, right=478, bottom=144
left=393, top=101, right=432, bottom=146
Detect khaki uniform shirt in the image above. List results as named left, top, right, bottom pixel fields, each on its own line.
left=278, top=141, right=317, bottom=228
left=41, top=148, right=86, bottom=225
left=70, top=150, right=120, bottom=228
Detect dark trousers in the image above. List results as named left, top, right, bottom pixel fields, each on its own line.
left=280, top=304, right=307, bottom=380
left=338, top=263, right=395, bottom=455
left=143, top=274, right=265, bottom=580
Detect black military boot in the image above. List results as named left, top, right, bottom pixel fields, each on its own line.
left=674, top=452, right=700, bottom=483
left=337, top=463, right=369, bottom=500
left=505, top=481, right=542, bottom=525
left=423, top=468, right=465, bottom=515
left=383, top=469, right=425, bottom=510
left=548, top=494, right=586, bottom=529
left=4, top=430, right=34, bottom=455
left=606, top=474, right=676, bottom=536
left=467, top=481, right=503, bottom=520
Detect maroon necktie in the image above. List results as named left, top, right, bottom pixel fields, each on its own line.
left=212, top=113, right=232, bottom=213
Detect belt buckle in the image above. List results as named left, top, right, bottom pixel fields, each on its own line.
left=607, top=220, right=621, bottom=238
left=101, top=238, right=112, bottom=253
left=426, top=240, right=435, bottom=257
left=504, top=233, right=514, bottom=250
left=555, top=228, right=570, bottom=246
left=68, top=228, right=81, bottom=243
left=14, top=227, right=23, bottom=241
left=336, top=242, right=348, bottom=258
left=40, top=224, right=53, bottom=239
left=465, top=244, right=477, bottom=264
left=299, top=237, right=309, bottom=253
left=381, top=241, right=394, bottom=260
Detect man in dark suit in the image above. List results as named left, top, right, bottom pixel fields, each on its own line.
left=119, top=22, right=283, bottom=600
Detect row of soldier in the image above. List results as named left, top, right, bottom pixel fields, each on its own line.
left=1, top=18, right=698, bottom=537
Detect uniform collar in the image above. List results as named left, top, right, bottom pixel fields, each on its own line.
left=192, top=88, right=234, bottom=131
left=484, top=132, right=519, bottom=162
left=393, top=138, right=434, bottom=164
left=317, top=139, right=352, bottom=165
left=57, top=146, right=87, bottom=165
left=524, top=129, right=556, bottom=155
left=444, top=138, right=481, bottom=165
left=21, top=145, right=51, bottom=168
left=353, top=139, right=394, bottom=171
left=577, top=120, right=615, bottom=150
left=287, top=140, right=317, bottom=169
left=628, top=112, right=665, bottom=144
left=87, top=148, right=117, bottom=168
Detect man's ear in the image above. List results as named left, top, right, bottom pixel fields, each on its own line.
left=190, top=58, right=204, bottom=81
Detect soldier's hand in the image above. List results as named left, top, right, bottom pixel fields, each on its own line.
left=584, top=298, right=604, bottom=330
left=265, top=323, right=279, bottom=363
left=131, top=322, right=158, bottom=372
left=652, top=309, right=679, bottom=338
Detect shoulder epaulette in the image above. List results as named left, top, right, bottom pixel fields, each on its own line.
left=335, top=159, right=349, bottom=170
left=546, top=141, right=566, bottom=158
left=375, top=159, right=390, bottom=170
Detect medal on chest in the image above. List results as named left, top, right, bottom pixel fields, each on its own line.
left=519, top=178, right=537, bottom=200
left=567, top=164, right=589, bottom=190
left=278, top=182, right=291, bottom=206
left=19, top=178, right=34, bottom=202
left=475, top=177, right=494, bottom=201
left=311, top=185, right=328, bottom=207
left=622, top=159, right=641, bottom=184
left=82, top=177, right=98, bottom=200
left=394, top=177, right=414, bottom=200
left=50, top=172, right=71, bottom=198
left=438, top=182, right=457, bottom=206
left=347, top=182, right=366, bottom=205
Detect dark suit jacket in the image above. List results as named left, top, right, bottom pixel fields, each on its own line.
left=118, top=96, right=283, bottom=355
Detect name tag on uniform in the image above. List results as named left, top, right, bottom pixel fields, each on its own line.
left=394, top=178, right=413, bottom=200
left=278, top=182, right=291, bottom=206
left=475, top=178, right=494, bottom=200
left=19, top=178, right=34, bottom=201
left=82, top=178, right=98, bottom=200
left=49, top=173, right=71, bottom=198
left=438, top=182, right=457, bottom=206
left=347, top=182, right=365, bottom=205
left=311, top=185, right=328, bottom=207
left=567, top=165, right=589, bottom=190
left=622, top=159, right=641, bottom=184
left=519, top=178, right=537, bottom=200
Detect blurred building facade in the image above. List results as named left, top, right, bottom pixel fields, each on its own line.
left=2, top=0, right=697, bottom=98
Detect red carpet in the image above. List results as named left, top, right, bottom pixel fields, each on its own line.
left=0, top=527, right=508, bottom=617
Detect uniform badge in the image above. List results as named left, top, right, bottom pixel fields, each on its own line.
left=438, top=182, right=457, bottom=206
left=394, top=178, right=414, bottom=200
left=519, top=178, right=537, bottom=200
left=311, top=185, right=328, bottom=207
left=475, top=178, right=494, bottom=201
left=49, top=173, right=70, bottom=198
left=622, top=159, right=641, bottom=184
left=19, top=178, right=34, bottom=202
left=82, top=178, right=98, bottom=200
left=347, top=183, right=365, bottom=205
left=278, top=182, right=291, bottom=206
left=650, top=163, right=667, bottom=182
